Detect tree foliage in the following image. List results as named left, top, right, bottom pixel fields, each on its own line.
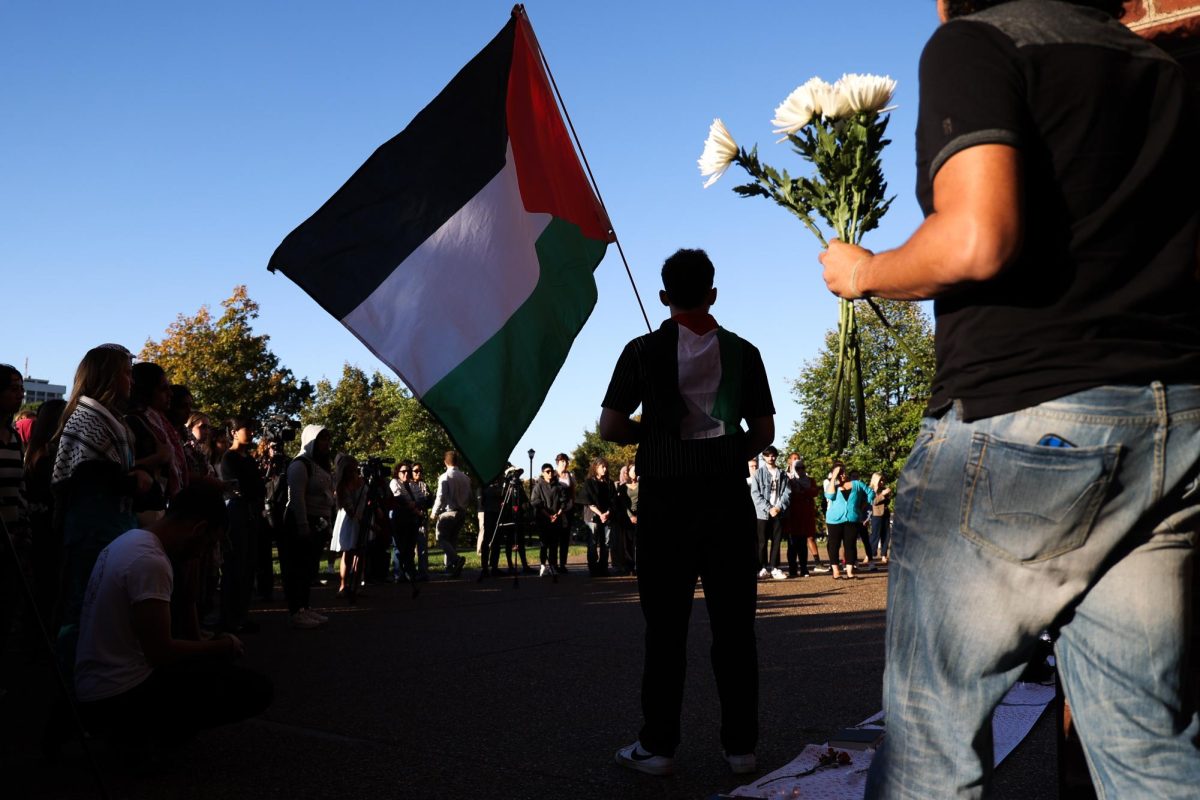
left=786, top=300, right=935, bottom=481
left=140, top=286, right=312, bottom=424
left=299, top=362, right=455, bottom=476
left=570, top=418, right=638, bottom=482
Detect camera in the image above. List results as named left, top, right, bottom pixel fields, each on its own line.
left=262, top=415, right=298, bottom=444
left=361, top=455, right=395, bottom=485
left=503, top=467, right=524, bottom=486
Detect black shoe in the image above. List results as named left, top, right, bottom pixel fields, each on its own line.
left=522, top=565, right=537, bottom=574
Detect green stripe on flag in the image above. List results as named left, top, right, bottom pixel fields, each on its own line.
left=420, top=217, right=608, bottom=480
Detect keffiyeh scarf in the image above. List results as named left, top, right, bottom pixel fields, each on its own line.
left=52, top=396, right=134, bottom=485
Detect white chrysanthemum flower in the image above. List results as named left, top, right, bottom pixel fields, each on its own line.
left=698, top=118, right=738, bottom=188
left=835, top=73, right=897, bottom=114
left=812, top=78, right=852, bottom=120
left=771, top=77, right=825, bottom=135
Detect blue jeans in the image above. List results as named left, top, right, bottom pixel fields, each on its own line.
left=867, top=383, right=1200, bottom=799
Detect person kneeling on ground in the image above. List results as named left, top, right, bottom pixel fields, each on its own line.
left=74, top=478, right=273, bottom=743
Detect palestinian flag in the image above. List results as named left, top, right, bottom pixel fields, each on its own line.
left=269, top=9, right=613, bottom=481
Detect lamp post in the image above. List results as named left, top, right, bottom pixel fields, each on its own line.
left=527, top=448, right=535, bottom=493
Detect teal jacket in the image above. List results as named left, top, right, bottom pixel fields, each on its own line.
left=824, top=480, right=874, bottom=524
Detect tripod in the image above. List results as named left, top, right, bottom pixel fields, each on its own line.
left=477, top=477, right=546, bottom=587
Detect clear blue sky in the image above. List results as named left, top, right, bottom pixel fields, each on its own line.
left=0, top=1, right=939, bottom=467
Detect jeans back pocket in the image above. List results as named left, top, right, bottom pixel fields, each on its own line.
left=959, top=433, right=1121, bottom=563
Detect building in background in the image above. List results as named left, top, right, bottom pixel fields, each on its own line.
left=23, top=377, right=65, bottom=405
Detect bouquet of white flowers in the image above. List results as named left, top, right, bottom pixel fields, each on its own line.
left=699, top=74, right=899, bottom=450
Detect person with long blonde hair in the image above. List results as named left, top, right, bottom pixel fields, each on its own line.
left=52, top=344, right=152, bottom=665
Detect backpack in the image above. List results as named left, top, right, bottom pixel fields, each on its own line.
left=266, top=455, right=311, bottom=529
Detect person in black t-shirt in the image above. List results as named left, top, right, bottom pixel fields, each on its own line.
left=819, top=2, right=1200, bottom=797
left=601, top=248, right=774, bottom=778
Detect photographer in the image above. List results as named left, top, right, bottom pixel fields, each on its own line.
left=256, top=438, right=288, bottom=601
left=216, top=416, right=265, bottom=634
left=281, top=425, right=334, bottom=628
left=480, top=467, right=530, bottom=577
left=358, top=456, right=395, bottom=585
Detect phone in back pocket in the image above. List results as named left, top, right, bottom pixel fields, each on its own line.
left=1038, top=434, right=1075, bottom=449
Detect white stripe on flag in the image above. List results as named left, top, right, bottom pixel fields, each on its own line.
left=341, top=144, right=552, bottom=396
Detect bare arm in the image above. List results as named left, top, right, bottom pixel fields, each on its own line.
left=131, top=599, right=241, bottom=666
left=599, top=408, right=640, bottom=445
left=821, top=144, right=1023, bottom=300
left=744, top=415, right=774, bottom=461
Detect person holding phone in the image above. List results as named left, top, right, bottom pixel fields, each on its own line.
left=822, top=462, right=873, bottom=580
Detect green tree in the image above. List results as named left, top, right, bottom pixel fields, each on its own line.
left=786, top=299, right=935, bottom=480
left=298, top=363, right=456, bottom=469
left=141, top=286, right=312, bottom=423
left=377, top=379, right=457, bottom=476
left=570, top=418, right=638, bottom=481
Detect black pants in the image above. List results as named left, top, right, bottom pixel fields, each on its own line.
left=611, top=521, right=635, bottom=574
left=826, top=521, right=858, bottom=566
left=556, top=519, right=571, bottom=568
left=390, top=514, right=417, bottom=580
left=254, top=518, right=275, bottom=600
left=786, top=533, right=809, bottom=575
left=636, top=476, right=758, bottom=758
left=219, top=499, right=257, bottom=630
left=279, top=519, right=320, bottom=614
left=756, top=516, right=783, bottom=570
left=486, top=522, right=520, bottom=571
left=537, top=517, right=558, bottom=566
left=80, top=656, right=272, bottom=741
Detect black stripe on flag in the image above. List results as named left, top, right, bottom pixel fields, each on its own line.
left=269, top=19, right=516, bottom=321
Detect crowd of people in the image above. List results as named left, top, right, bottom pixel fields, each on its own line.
left=748, top=447, right=892, bottom=581
left=0, top=341, right=896, bottom=771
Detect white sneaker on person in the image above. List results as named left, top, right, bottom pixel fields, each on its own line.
left=757, top=568, right=770, bottom=579
left=723, top=750, right=757, bottom=774
left=302, top=608, right=328, bottom=623
left=810, top=565, right=832, bottom=574
left=290, top=611, right=320, bottom=629
left=770, top=568, right=788, bottom=580
left=614, top=740, right=674, bottom=776
left=539, top=564, right=550, bottom=577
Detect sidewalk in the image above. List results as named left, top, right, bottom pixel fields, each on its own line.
left=2, top=557, right=1057, bottom=799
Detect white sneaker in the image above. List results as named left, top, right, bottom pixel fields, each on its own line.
left=539, top=564, right=550, bottom=577
left=757, top=568, right=770, bottom=579
left=723, top=750, right=757, bottom=774
left=770, top=568, right=788, bottom=580
left=615, top=740, right=674, bottom=776
left=290, top=611, right=320, bottom=629
left=302, top=608, right=328, bottom=623
left=811, top=565, right=832, bottom=574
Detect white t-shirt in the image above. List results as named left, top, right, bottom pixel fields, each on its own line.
left=75, top=528, right=174, bottom=702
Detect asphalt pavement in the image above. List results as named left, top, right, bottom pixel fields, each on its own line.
left=2, top=556, right=1060, bottom=800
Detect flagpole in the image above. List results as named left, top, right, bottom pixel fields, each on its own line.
left=514, top=5, right=653, bottom=334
